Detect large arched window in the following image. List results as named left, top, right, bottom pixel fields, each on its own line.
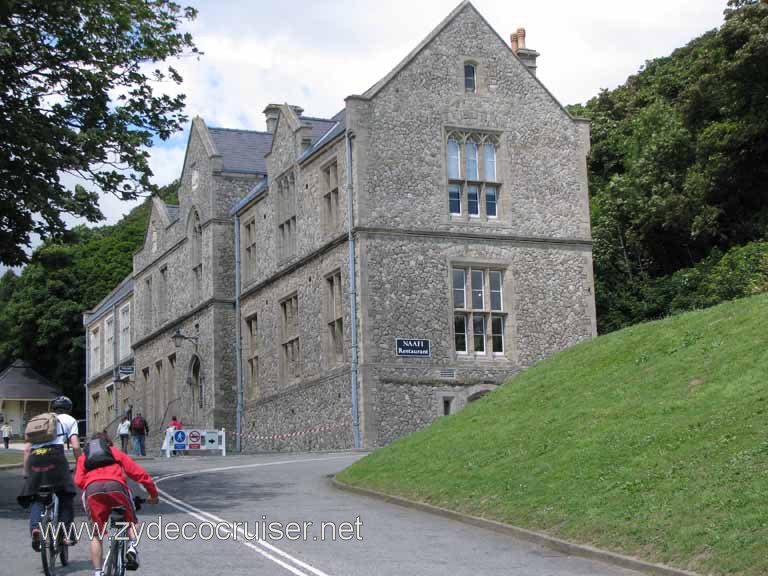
left=445, top=131, right=499, bottom=219
left=189, top=210, right=202, bottom=302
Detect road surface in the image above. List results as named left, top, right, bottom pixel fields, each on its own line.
left=0, top=452, right=640, bottom=575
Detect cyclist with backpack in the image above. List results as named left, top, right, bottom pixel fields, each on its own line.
left=130, top=413, right=148, bottom=456
left=75, top=431, right=159, bottom=574
left=17, top=395, right=81, bottom=551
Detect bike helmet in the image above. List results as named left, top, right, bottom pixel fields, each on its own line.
left=52, top=395, right=73, bottom=412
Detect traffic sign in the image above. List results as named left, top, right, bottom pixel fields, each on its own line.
left=204, top=430, right=220, bottom=449
left=173, top=430, right=186, bottom=450
left=188, top=429, right=201, bottom=449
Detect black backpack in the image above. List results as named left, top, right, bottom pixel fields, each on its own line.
left=84, top=437, right=117, bottom=470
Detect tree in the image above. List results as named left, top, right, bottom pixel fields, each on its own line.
left=0, top=0, right=198, bottom=266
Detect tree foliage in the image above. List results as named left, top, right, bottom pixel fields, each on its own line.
left=569, top=1, right=768, bottom=332
left=0, top=182, right=178, bottom=416
left=0, top=0, right=198, bottom=265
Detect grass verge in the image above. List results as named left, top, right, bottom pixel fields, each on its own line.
left=338, top=294, right=768, bottom=575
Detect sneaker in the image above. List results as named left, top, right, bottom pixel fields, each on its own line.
left=31, top=528, right=41, bottom=552
left=125, top=543, right=139, bottom=570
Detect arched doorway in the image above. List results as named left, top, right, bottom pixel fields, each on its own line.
left=187, top=355, right=203, bottom=426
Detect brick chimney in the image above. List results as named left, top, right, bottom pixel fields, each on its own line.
left=511, top=27, right=540, bottom=76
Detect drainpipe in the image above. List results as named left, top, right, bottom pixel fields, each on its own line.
left=346, top=130, right=361, bottom=449
left=234, top=215, right=244, bottom=453
left=112, top=302, right=119, bottom=415
left=84, top=322, right=90, bottom=433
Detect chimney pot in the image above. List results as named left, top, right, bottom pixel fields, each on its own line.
left=263, top=103, right=281, bottom=133
left=517, top=28, right=526, bottom=50
left=511, top=32, right=519, bottom=53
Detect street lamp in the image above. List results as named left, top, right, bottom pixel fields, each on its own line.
left=171, top=328, right=199, bottom=348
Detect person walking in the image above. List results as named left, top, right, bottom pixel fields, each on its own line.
left=130, top=412, right=148, bottom=456
left=116, top=416, right=131, bottom=452
left=2, top=422, right=11, bottom=449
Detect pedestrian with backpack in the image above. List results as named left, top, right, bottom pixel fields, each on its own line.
left=130, top=413, right=148, bottom=456
left=75, top=431, right=159, bottom=574
left=17, top=396, right=81, bottom=551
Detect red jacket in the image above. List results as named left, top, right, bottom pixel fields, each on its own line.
left=74, top=447, right=158, bottom=499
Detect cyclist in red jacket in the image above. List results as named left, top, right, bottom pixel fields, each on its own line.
left=75, top=432, right=158, bottom=574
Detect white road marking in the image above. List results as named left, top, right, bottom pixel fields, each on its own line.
left=153, top=454, right=360, bottom=576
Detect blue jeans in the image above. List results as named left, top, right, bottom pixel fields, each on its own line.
left=30, top=491, right=74, bottom=535
left=133, top=435, right=146, bottom=456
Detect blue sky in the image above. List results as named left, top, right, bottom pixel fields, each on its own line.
left=3, top=0, right=727, bottom=275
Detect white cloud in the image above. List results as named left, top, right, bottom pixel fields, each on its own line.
left=92, top=0, right=727, bottom=224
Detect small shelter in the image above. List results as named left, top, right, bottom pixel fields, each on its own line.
left=0, top=360, right=58, bottom=437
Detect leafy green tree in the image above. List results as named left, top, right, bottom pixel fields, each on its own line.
left=0, top=0, right=198, bottom=266
left=571, top=0, right=768, bottom=332
left=0, top=181, right=178, bottom=415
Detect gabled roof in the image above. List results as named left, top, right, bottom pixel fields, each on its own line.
left=230, top=178, right=269, bottom=216
left=0, top=360, right=58, bottom=400
left=208, top=128, right=273, bottom=175
left=165, top=204, right=180, bottom=224
left=84, top=275, right=133, bottom=326
left=298, top=109, right=346, bottom=165
left=301, top=116, right=337, bottom=144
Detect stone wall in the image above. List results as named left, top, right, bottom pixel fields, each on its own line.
left=374, top=381, right=497, bottom=446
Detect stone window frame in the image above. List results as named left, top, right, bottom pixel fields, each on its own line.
left=243, top=217, right=258, bottom=283
left=91, top=391, right=100, bottom=424
left=154, top=359, right=164, bottom=426
left=188, top=209, right=203, bottom=304
left=279, top=292, right=301, bottom=384
left=246, top=312, right=260, bottom=401
left=158, top=264, right=169, bottom=323
left=464, top=62, right=477, bottom=93
left=150, top=221, right=158, bottom=253
left=325, top=269, right=344, bottom=367
left=276, top=170, right=298, bottom=263
left=105, top=382, right=115, bottom=420
left=104, top=314, right=114, bottom=370
left=119, top=303, right=131, bottom=360
left=143, top=275, right=153, bottom=334
left=449, top=260, right=510, bottom=360
left=321, top=157, right=341, bottom=235
left=445, top=128, right=502, bottom=222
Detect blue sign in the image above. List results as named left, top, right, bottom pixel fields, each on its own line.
left=173, top=430, right=186, bottom=450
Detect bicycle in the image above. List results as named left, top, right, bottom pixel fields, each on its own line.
left=102, top=496, right=145, bottom=576
left=36, top=484, right=68, bottom=576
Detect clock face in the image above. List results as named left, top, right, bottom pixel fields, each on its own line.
left=191, top=167, right=199, bottom=190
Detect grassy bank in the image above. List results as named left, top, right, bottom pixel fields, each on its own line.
left=338, top=294, right=768, bottom=575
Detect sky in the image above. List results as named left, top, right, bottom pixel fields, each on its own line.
left=5, top=0, right=728, bottom=274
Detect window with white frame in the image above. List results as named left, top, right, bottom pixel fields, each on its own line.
left=322, top=161, right=340, bottom=234
left=281, top=294, right=300, bottom=382
left=276, top=172, right=297, bottom=261
left=104, top=315, right=114, bottom=369
left=90, top=326, right=101, bottom=375
left=119, top=304, right=131, bottom=359
left=326, top=271, right=344, bottom=366
left=446, top=131, right=500, bottom=219
left=452, top=267, right=506, bottom=356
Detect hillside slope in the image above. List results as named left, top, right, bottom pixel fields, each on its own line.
left=338, top=294, right=768, bottom=575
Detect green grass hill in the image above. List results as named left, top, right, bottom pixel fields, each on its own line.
left=338, top=294, right=768, bottom=576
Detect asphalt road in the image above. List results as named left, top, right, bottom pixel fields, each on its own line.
left=0, top=452, right=640, bottom=575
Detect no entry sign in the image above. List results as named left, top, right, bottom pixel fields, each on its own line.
left=188, top=429, right=201, bottom=449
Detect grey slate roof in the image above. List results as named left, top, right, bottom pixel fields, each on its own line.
left=301, top=116, right=337, bottom=144
left=0, top=360, right=58, bottom=400
left=165, top=204, right=180, bottom=224
left=208, top=128, right=273, bottom=175
left=84, top=276, right=133, bottom=326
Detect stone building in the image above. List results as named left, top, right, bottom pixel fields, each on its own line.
left=83, top=275, right=134, bottom=433
left=84, top=1, right=596, bottom=451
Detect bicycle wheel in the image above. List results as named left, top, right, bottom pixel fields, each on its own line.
left=114, top=540, right=126, bottom=576
left=39, top=513, right=57, bottom=576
